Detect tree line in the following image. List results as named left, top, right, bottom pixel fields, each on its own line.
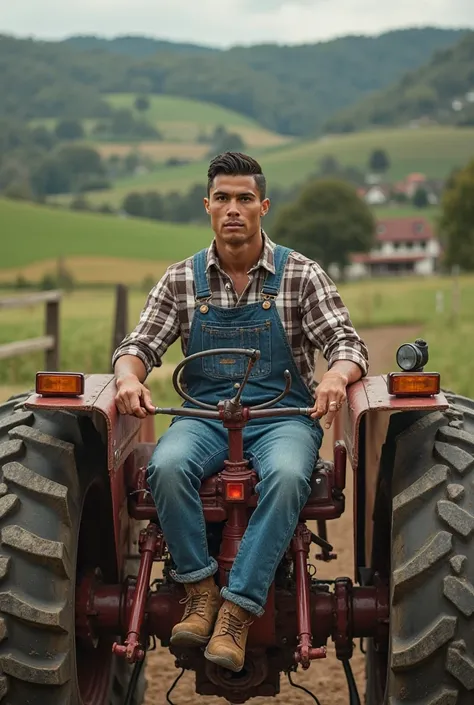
left=0, top=28, right=465, bottom=136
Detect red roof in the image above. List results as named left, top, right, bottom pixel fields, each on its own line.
left=405, top=172, right=426, bottom=182
left=375, top=217, right=434, bottom=243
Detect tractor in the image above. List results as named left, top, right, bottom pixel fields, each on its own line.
left=0, top=338, right=471, bottom=705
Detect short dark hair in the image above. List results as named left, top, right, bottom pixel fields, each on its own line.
left=207, top=151, right=267, bottom=200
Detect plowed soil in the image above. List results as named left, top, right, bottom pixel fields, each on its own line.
left=143, top=325, right=418, bottom=705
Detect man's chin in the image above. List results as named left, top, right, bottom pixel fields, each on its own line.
left=220, top=229, right=249, bottom=244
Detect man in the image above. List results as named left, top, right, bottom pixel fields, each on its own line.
left=112, top=152, right=368, bottom=673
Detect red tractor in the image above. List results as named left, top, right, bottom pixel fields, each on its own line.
left=0, top=339, right=470, bottom=705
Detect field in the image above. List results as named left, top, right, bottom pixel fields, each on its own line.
left=105, top=94, right=291, bottom=148
left=1, top=272, right=473, bottom=397
left=0, top=199, right=212, bottom=282
left=56, top=124, right=474, bottom=208
left=372, top=204, right=440, bottom=224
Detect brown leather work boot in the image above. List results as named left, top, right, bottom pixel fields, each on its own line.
left=204, top=600, right=254, bottom=672
left=170, top=576, right=221, bottom=647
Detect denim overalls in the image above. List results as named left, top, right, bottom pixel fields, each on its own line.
left=147, top=244, right=323, bottom=616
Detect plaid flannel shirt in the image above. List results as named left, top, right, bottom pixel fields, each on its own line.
left=112, top=232, right=369, bottom=393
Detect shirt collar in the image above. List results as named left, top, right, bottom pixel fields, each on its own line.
left=206, top=229, right=276, bottom=275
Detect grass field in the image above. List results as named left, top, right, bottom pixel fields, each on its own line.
left=1, top=274, right=473, bottom=397
left=0, top=199, right=212, bottom=279
left=62, top=125, right=474, bottom=208
left=372, top=204, right=440, bottom=225
left=105, top=94, right=290, bottom=148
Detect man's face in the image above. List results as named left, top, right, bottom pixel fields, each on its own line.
left=204, top=174, right=270, bottom=245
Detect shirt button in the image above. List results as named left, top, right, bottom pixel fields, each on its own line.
left=225, top=283, right=231, bottom=290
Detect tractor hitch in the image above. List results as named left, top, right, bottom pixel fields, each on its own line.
left=112, top=522, right=164, bottom=663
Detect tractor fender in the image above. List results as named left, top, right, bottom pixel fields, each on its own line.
left=24, top=374, right=155, bottom=574
left=343, top=374, right=449, bottom=580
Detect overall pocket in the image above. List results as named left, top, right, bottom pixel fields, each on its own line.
left=201, top=321, right=272, bottom=380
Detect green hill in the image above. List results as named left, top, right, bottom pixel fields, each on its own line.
left=326, top=31, right=474, bottom=132
left=74, top=125, right=474, bottom=207
left=103, top=94, right=289, bottom=146
left=1, top=28, right=466, bottom=136
left=0, top=198, right=211, bottom=273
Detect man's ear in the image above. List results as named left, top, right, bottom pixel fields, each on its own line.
left=261, top=198, right=270, bottom=217
left=203, top=197, right=210, bottom=215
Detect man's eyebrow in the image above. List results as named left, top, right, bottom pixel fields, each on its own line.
left=212, top=190, right=256, bottom=197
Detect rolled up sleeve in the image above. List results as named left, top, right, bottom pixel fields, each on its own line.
left=300, top=263, right=369, bottom=376
left=111, top=269, right=180, bottom=376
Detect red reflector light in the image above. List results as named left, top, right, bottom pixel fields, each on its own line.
left=225, top=482, right=245, bottom=501
left=36, top=372, right=85, bottom=397
left=387, top=372, right=440, bottom=397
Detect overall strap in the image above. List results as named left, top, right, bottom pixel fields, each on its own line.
left=261, top=245, right=292, bottom=297
left=192, top=248, right=211, bottom=300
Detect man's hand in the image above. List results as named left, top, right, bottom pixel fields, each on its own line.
left=310, top=369, right=348, bottom=429
left=115, top=374, right=155, bottom=419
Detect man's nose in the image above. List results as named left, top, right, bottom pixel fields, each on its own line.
left=226, top=199, right=241, bottom=215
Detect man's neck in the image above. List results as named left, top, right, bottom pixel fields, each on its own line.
left=215, top=231, right=264, bottom=276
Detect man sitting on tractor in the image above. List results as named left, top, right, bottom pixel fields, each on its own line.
left=112, top=152, right=369, bottom=673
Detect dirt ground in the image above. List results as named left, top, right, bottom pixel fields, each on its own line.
left=143, top=325, right=418, bottom=705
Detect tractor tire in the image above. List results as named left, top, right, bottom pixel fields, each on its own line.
left=366, top=394, right=474, bottom=704
left=0, top=393, right=147, bottom=704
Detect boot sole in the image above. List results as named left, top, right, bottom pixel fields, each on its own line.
left=204, top=649, right=243, bottom=673
left=169, top=631, right=210, bottom=647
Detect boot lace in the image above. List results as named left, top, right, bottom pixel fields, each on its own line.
left=217, top=609, right=253, bottom=646
left=179, top=591, right=209, bottom=620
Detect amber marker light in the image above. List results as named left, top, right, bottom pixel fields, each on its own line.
left=225, top=482, right=245, bottom=501
left=387, top=372, right=440, bottom=397
left=36, top=372, right=85, bottom=397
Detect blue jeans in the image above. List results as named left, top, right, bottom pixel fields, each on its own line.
left=147, top=416, right=322, bottom=617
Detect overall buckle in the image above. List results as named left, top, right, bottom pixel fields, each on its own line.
left=196, top=296, right=211, bottom=314
left=261, top=294, right=275, bottom=310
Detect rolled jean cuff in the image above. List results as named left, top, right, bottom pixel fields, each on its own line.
left=170, top=557, right=218, bottom=584
left=221, top=587, right=265, bottom=617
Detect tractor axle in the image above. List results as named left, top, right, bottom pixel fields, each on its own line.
left=77, top=571, right=389, bottom=666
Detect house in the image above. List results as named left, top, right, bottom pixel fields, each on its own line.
left=357, top=184, right=391, bottom=206
left=345, top=217, right=442, bottom=279
left=397, top=172, right=427, bottom=198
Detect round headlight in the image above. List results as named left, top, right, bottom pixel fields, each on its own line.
left=396, top=343, right=420, bottom=371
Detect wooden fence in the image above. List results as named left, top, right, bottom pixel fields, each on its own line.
left=0, top=285, right=129, bottom=373
left=0, top=290, right=61, bottom=369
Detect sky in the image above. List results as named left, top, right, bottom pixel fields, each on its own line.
left=2, top=0, right=474, bottom=47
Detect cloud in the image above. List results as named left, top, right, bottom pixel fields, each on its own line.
left=1, top=0, right=473, bottom=47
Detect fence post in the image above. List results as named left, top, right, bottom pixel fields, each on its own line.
left=45, top=299, right=60, bottom=370
left=111, top=284, right=129, bottom=370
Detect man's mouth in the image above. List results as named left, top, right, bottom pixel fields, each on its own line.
left=224, top=221, right=244, bottom=228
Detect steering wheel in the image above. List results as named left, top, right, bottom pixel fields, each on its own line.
left=172, top=347, right=292, bottom=411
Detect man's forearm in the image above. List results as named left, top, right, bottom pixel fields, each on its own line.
left=325, top=360, right=364, bottom=386
left=114, top=355, right=148, bottom=385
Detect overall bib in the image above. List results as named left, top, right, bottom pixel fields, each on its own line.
left=147, top=245, right=323, bottom=616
